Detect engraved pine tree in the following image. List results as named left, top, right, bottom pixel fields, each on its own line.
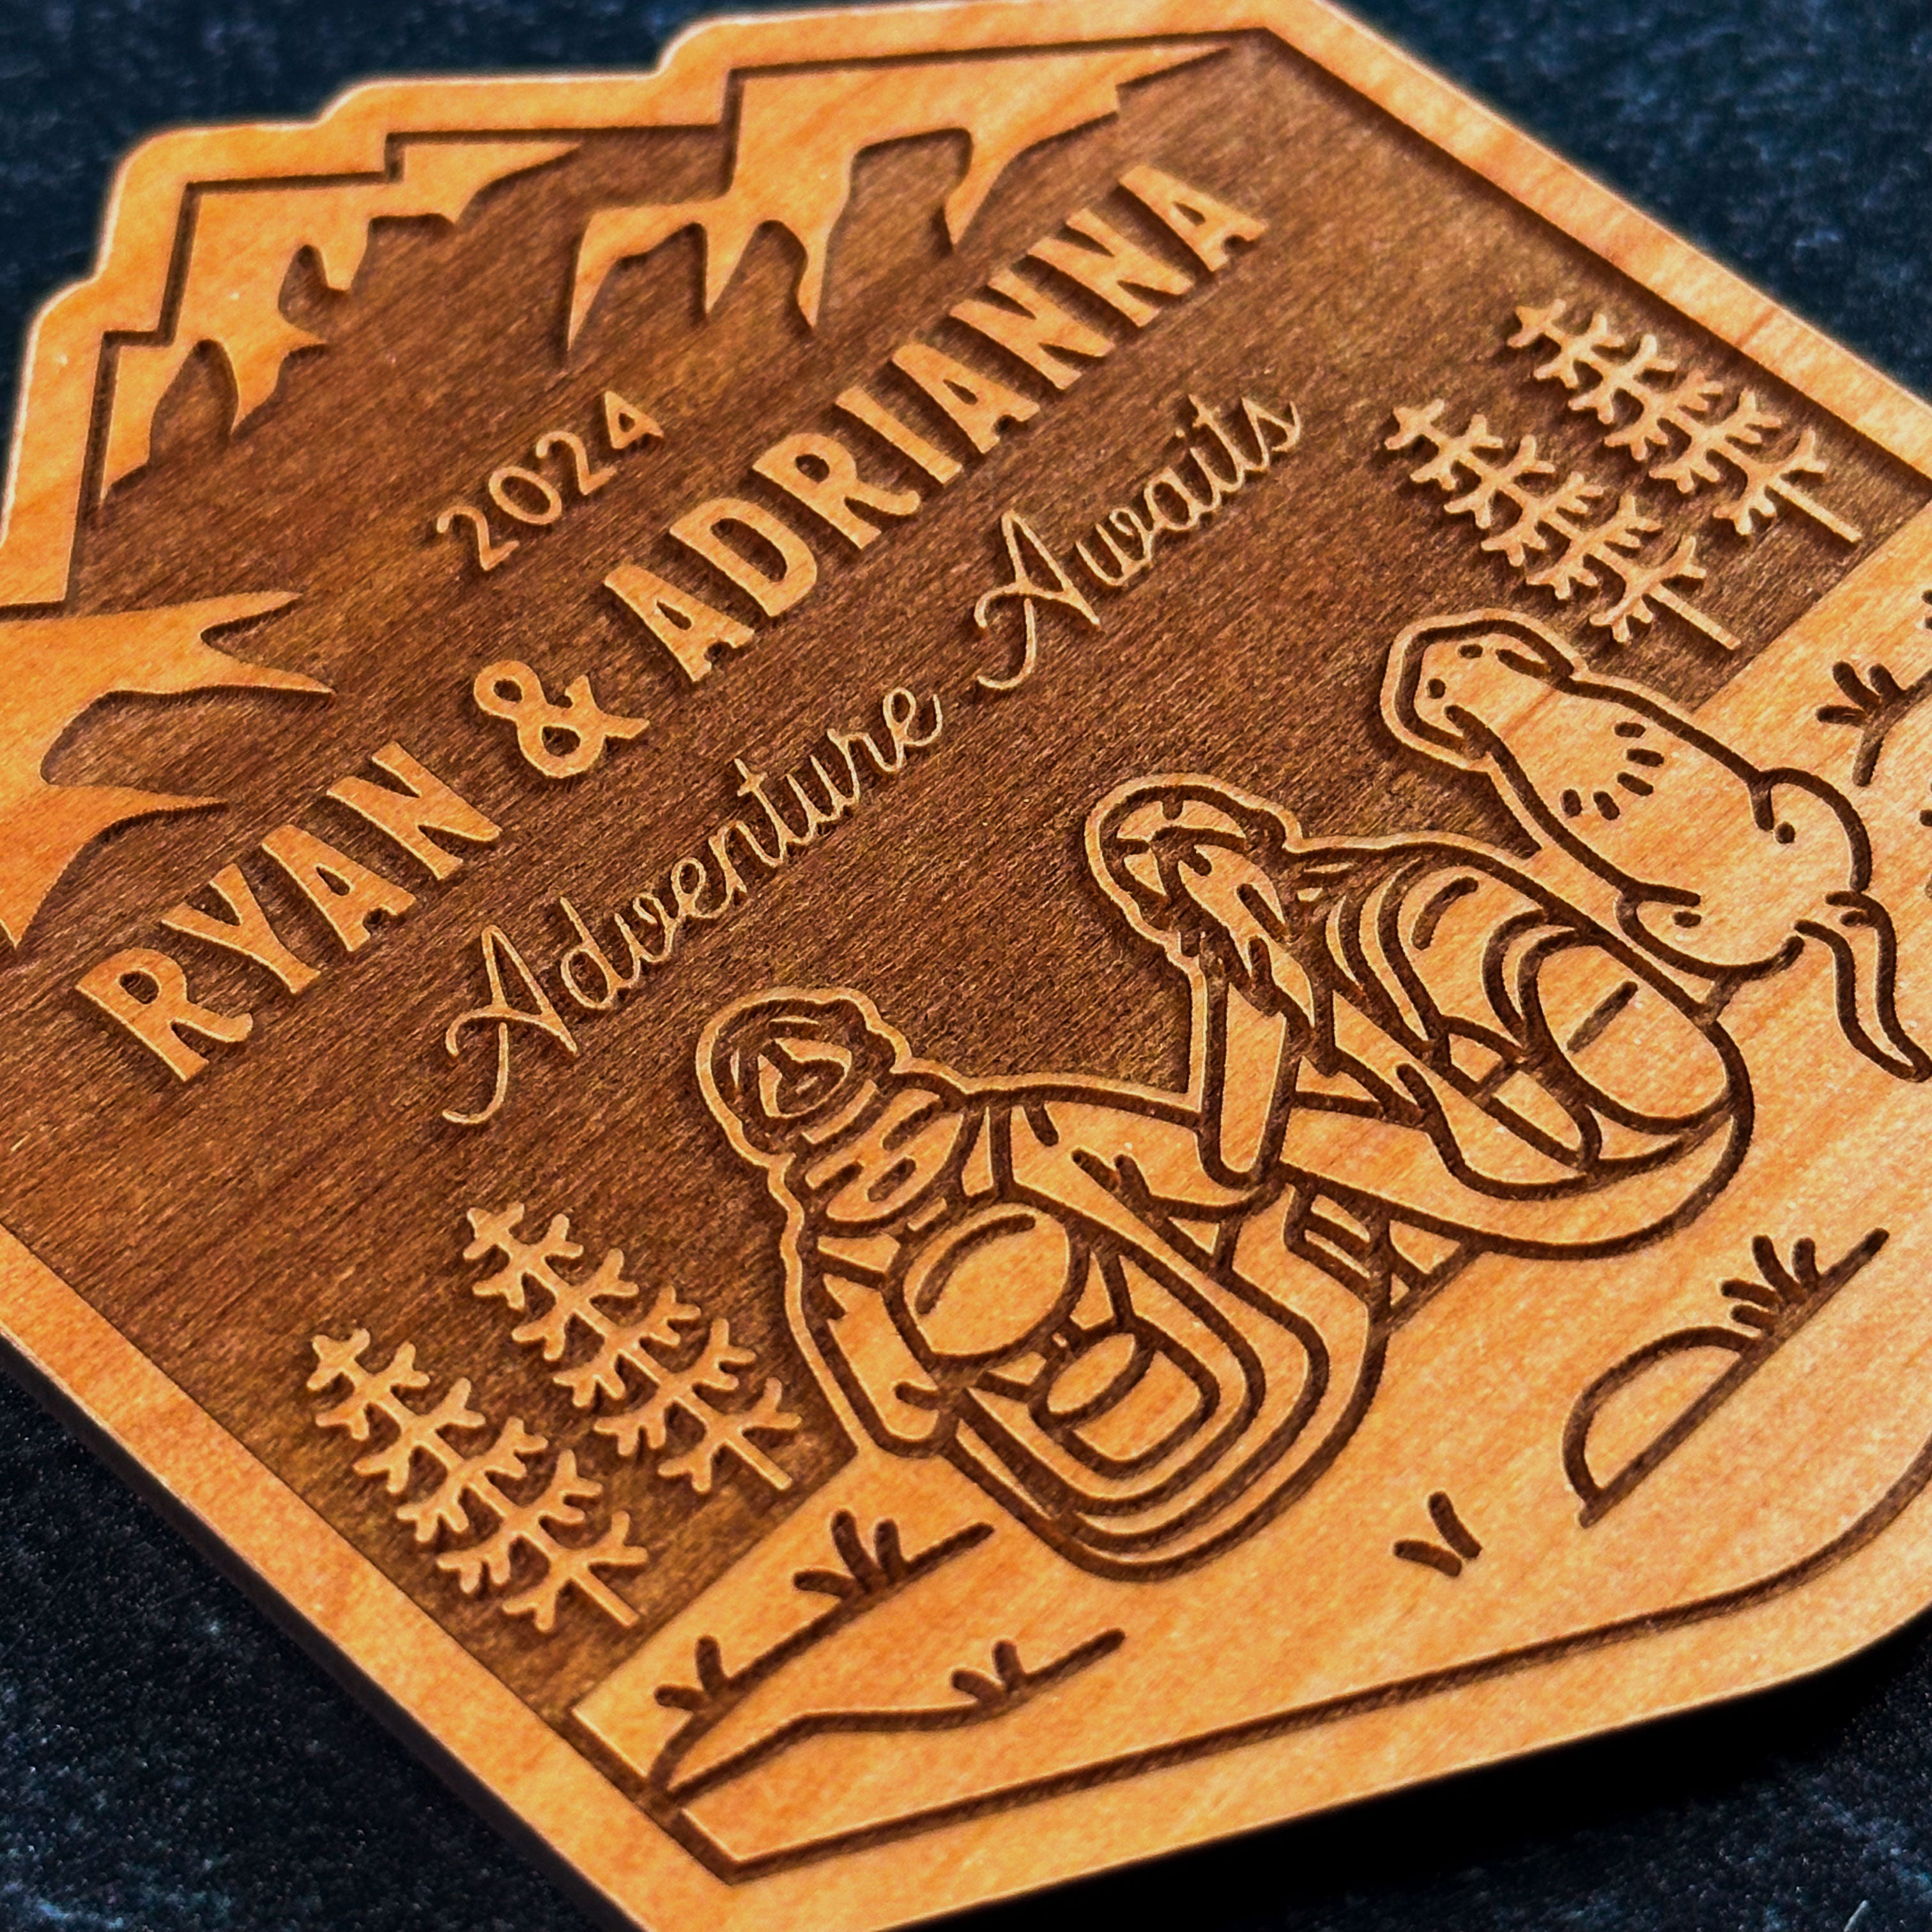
left=1508, top=300, right=1862, bottom=544
left=463, top=1204, right=801, bottom=1494
left=1386, top=401, right=1737, bottom=650
left=433, top=1447, right=646, bottom=1632
left=597, top=1320, right=802, bottom=1494
left=308, top=1328, right=648, bottom=1632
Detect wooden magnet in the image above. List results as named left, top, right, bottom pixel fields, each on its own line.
left=2, top=4, right=1929, bottom=1926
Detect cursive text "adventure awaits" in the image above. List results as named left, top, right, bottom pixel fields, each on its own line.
left=442, top=684, right=943, bottom=1125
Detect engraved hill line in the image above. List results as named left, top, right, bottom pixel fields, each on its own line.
left=567, top=43, right=1220, bottom=342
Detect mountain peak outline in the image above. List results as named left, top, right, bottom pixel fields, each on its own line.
left=101, top=138, right=576, bottom=496
left=568, top=44, right=1218, bottom=340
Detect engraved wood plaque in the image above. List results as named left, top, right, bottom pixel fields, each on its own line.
left=4, top=2, right=1932, bottom=1924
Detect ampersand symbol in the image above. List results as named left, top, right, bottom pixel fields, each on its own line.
left=471, top=660, right=648, bottom=779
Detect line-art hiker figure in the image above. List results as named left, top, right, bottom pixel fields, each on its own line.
left=697, top=620, right=1779, bottom=1579
left=576, top=608, right=1929, bottom=1866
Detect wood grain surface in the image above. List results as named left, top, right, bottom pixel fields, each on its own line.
left=2, top=4, right=1930, bottom=1927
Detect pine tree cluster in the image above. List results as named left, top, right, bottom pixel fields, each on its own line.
left=1386, top=399, right=1737, bottom=650
left=1508, top=300, right=1862, bottom=546
left=307, top=1330, right=648, bottom=1633
left=463, top=1204, right=800, bottom=1495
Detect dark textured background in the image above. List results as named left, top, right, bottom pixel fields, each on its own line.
left=0, top=3, right=1927, bottom=1928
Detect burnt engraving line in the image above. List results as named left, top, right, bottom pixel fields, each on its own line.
left=1409, top=874, right=1479, bottom=949
left=1799, top=902, right=1926, bottom=1087
left=1097, top=785, right=1752, bottom=1217
left=634, top=1511, right=993, bottom=1809
left=1384, top=610, right=1930, bottom=1083
left=1430, top=1489, right=1482, bottom=1558
left=1563, top=1229, right=1888, bottom=1526
left=618, top=601, right=1932, bottom=1874
left=1392, top=1538, right=1461, bottom=1577
left=661, top=1629, right=1126, bottom=1812
left=1565, top=979, right=1638, bottom=1057
left=1816, top=661, right=1932, bottom=788
left=937, top=1172, right=1341, bottom=1565
left=704, top=988, right=1357, bottom=1582
left=1393, top=1494, right=1481, bottom=1578
left=687, top=732, right=1761, bottom=1582
left=670, top=1412, right=1932, bottom=1882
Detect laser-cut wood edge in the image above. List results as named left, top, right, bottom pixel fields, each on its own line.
left=2, top=0, right=1928, bottom=612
